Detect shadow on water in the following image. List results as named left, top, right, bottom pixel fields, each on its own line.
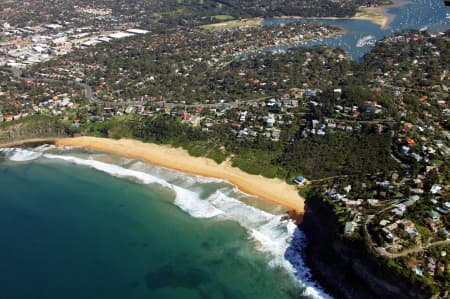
left=127, top=281, right=140, bottom=289
left=144, top=263, right=244, bottom=299
left=145, top=264, right=209, bottom=290
left=284, top=227, right=331, bottom=299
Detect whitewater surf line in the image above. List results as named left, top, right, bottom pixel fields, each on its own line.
left=0, top=147, right=331, bottom=298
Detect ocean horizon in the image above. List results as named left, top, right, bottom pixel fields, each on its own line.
left=0, top=146, right=329, bottom=299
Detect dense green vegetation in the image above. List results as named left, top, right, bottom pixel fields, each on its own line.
left=78, top=112, right=398, bottom=181
left=29, top=26, right=345, bottom=104
left=16, top=30, right=449, bottom=182
left=280, top=130, right=397, bottom=180
left=293, top=31, right=449, bottom=299
left=0, top=6, right=448, bottom=295
left=81, top=114, right=228, bottom=164
left=0, top=0, right=448, bottom=294
left=0, top=0, right=390, bottom=28
left=0, top=115, right=67, bottom=143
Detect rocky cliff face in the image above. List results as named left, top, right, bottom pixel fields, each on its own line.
left=300, top=197, right=429, bottom=299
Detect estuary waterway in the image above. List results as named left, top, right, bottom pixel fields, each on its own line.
left=261, top=0, right=449, bottom=60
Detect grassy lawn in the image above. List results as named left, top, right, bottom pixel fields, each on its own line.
left=213, top=15, right=234, bottom=21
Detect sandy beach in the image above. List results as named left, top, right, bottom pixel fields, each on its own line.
left=52, top=137, right=304, bottom=214
left=276, top=13, right=390, bottom=29
left=277, top=1, right=403, bottom=29
left=353, top=4, right=393, bottom=29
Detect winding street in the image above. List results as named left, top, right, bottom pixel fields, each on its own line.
left=12, top=67, right=112, bottom=105
left=364, top=200, right=450, bottom=259
left=376, top=239, right=450, bottom=259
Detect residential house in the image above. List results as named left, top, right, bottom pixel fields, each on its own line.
left=293, top=176, right=306, bottom=185
left=344, top=221, right=356, bottom=235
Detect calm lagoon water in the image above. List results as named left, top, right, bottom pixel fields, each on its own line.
left=262, top=0, right=450, bottom=60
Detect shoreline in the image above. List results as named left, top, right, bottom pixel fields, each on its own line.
left=275, top=0, right=405, bottom=29
left=274, top=14, right=390, bottom=29
left=1, top=137, right=305, bottom=215
left=353, top=4, right=392, bottom=29
left=232, top=29, right=347, bottom=58
left=0, top=138, right=58, bottom=148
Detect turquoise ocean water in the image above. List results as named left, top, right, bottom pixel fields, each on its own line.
left=0, top=146, right=327, bottom=299
left=1, top=2, right=446, bottom=298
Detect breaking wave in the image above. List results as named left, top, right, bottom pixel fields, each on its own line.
left=3, top=148, right=331, bottom=298
left=207, top=190, right=331, bottom=299
left=0, top=148, right=43, bottom=161
left=0, top=145, right=57, bottom=162
left=43, top=153, right=225, bottom=218
left=129, top=160, right=224, bottom=186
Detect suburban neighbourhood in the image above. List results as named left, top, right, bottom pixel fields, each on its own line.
left=0, top=1, right=449, bottom=297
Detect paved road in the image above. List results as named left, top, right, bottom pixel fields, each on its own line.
left=11, top=67, right=274, bottom=109
left=390, top=130, right=409, bottom=169
left=377, top=239, right=450, bottom=259
left=12, top=67, right=114, bottom=105
left=364, top=198, right=450, bottom=259
left=76, top=82, right=108, bottom=105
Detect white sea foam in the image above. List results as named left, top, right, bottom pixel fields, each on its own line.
left=39, top=152, right=330, bottom=298
left=129, top=160, right=224, bottom=186
left=205, top=190, right=332, bottom=299
left=208, top=190, right=273, bottom=225
left=43, top=153, right=224, bottom=218
left=0, top=148, right=43, bottom=161
left=173, top=186, right=224, bottom=218
left=0, top=144, right=59, bottom=162
left=34, top=144, right=56, bottom=152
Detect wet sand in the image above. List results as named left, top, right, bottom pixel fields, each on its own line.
left=54, top=137, right=305, bottom=214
